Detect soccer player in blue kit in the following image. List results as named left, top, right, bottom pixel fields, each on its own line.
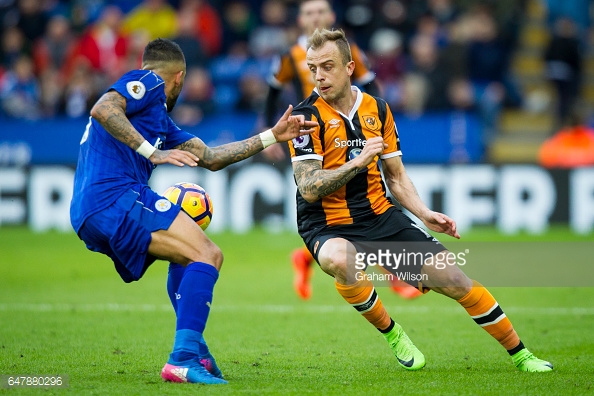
left=70, top=38, right=316, bottom=385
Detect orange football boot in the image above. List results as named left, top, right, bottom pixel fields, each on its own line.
left=291, top=247, right=314, bottom=300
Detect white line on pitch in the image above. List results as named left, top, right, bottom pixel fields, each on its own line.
left=0, top=303, right=593, bottom=315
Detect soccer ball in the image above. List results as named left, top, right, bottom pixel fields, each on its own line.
left=162, top=182, right=213, bottom=231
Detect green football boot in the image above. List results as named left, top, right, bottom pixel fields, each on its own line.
left=383, top=323, right=426, bottom=371
left=512, top=348, right=553, bottom=372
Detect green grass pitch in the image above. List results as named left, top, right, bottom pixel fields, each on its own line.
left=0, top=226, right=593, bottom=395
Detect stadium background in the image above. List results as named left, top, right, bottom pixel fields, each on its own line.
left=0, top=0, right=593, bottom=235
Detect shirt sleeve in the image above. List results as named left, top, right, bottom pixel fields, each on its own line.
left=288, top=106, right=323, bottom=162
left=379, top=103, right=402, bottom=159
left=109, top=70, right=165, bottom=116
left=163, top=116, right=198, bottom=149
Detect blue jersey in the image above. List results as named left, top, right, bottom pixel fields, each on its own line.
left=70, top=69, right=196, bottom=233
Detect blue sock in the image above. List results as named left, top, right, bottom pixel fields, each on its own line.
left=166, top=263, right=186, bottom=314
left=170, top=262, right=219, bottom=362
left=170, top=329, right=203, bottom=363
left=176, top=262, right=219, bottom=333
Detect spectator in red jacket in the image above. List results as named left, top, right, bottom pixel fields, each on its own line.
left=179, top=0, right=223, bottom=57
left=66, top=5, right=128, bottom=85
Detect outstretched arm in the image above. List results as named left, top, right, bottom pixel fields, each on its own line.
left=175, top=135, right=267, bottom=171
left=293, top=136, right=386, bottom=203
left=382, top=155, right=460, bottom=238
left=175, top=105, right=317, bottom=171
left=90, top=90, right=199, bottom=167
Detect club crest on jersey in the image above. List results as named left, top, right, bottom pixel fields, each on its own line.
left=292, top=134, right=310, bottom=149
left=126, top=81, right=146, bottom=100
left=155, top=199, right=172, bottom=212
left=363, top=115, right=379, bottom=131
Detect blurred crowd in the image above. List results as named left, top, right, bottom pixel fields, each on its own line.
left=0, top=0, right=590, bottom=144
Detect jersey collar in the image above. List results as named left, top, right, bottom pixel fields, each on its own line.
left=314, top=86, right=362, bottom=129
left=346, top=86, right=363, bottom=120
left=314, top=86, right=362, bottom=117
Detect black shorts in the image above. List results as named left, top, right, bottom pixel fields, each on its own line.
left=303, top=207, right=447, bottom=286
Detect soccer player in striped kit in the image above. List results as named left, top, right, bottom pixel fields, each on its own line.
left=287, top=28, right=552, bottom=372
left=264, top=0, right=420, bottom=300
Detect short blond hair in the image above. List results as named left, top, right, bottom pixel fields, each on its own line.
left=307, top=28, right=352, bottom=65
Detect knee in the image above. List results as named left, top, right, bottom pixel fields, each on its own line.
left=431, top=273, right=472, bottom=300
left=423, top=252, right=472, bottom=299
left=186, top=240, right=223, bottom=270
left=319, top=250, right=348, bottom=280
left=444, top=271, right=471, bottom=290
left=205, top=242, right=224, bottom=270
left=440, top=285, right=472, bottom=300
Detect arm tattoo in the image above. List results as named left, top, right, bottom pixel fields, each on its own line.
left=92, top=92, right=144, bottom=149
left=175, top=135, right=264, bottom=171
left=293, top=160, right=359, bottom=202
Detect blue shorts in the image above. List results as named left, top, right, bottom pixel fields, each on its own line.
left=78, top=186, right=181, bottom=283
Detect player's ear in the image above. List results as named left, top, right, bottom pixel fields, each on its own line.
left=176, top=70, right=184, bottom=84
left=346, top=60, right=355, bottom=77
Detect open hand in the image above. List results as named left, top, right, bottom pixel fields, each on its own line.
left=271, top=105, right=318, bottom=143
left=422, top=211, right=460, bottom=239
left=150, top=149, right=199, bottom=167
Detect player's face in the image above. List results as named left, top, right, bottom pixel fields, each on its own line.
left=299, top=0, right=336, bottom=35
left=307, top=41, right=354, bottom=104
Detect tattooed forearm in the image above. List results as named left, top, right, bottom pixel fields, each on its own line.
left=293, top=160, right=360, bottom=203
left=175, top=140, right=196, bottom=152
left=91, top=92, right=144, bottom=149
left=203, top=135, right=263, bottom=170
left=175, top=135, right=264, bottom=171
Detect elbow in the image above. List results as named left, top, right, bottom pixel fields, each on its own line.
left=385, top=177, right=398, bottom=190
left=204, top=160, right=227, bottom=172
left=385, top=173, right=402, bottom=189
left=299, top=190, right=319, bottom=204
left=296, top=181, right=320, bottom=203
left=209, top=162, right=226, bottom=172
left=89, top=104, right=101, bottom=121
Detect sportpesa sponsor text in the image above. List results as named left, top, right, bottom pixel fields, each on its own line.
left=334, top=138, right=367, bottom=148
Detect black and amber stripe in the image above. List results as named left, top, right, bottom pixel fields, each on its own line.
left=352, top=288, right=379, bottom=313
left=289, top=89, right=400, bottom=233
left=470, top=303, right=507, bottom=327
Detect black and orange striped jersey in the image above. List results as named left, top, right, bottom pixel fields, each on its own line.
left=268, top=35, right=375, bottom=100
left=288, top=86, right=402, bottom=236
